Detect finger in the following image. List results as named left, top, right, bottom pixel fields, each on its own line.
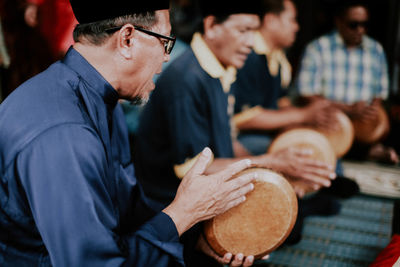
left=221, top=253, right=233, bottom=265
left=290, top=147, right=313, bottom=157
left=227, top=172, right=257, bottom=191
left=299, top=173, right=332, bottom=187
left=215, top=159, right=252, bottom=182
left=224, top=182, right=254, bottom=202
left=262, top=254, right=270, bottom=260
left=186, top=147, right=213, bottom=177
left=219, top=195, right=247, bottom=214
left=243, top=255, right=254, bottom=267
left=298, top=162, right=336, bottom=180
left=199, top=235, right=228, bottom=265
left=298, top=157, right=335, bottom=171
left=230, top=253, right=244, bottom=267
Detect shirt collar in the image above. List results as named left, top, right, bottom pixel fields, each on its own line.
left=190, top=32, right=237, bottom=93
left=62, top=47, right=119, bottom=107
left=253, top=31, right=271, bottom=55
left=252, top=31, right=292, bottom=87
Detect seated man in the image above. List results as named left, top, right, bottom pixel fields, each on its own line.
left=0, top=1, right=261, bottom=266
left=231, top=0, right=334, bottom=156
left=296, top=0, right=399, bottom=164
left=134, top=0, right=339, bottom=259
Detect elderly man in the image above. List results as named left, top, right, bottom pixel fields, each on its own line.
left=0, top=0, right=259, bottom=266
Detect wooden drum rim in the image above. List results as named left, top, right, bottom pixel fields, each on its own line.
left=204, top=168, right=298, bottom=259
left=268, top=128, right=337, bottom=167
left=315, top=110, right=354, bottom=158
left=352, top=105, right=390, bottom=144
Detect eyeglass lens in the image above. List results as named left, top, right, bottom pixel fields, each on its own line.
left=165, top=40, right=175, bottom=54
left=347, top=21, right=367, bottom=29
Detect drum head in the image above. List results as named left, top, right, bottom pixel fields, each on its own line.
left=204, top=168, right=298, bottom=259
left=352, top=105, right=389, bottom=144
left=315, top=110, right=354, bottom=158
left=268, top=128, right=336, bottom=167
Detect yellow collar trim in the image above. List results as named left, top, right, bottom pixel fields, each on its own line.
left=252, top=31, right=292, bottom=88
left=191, top=32, right=237, bottom=93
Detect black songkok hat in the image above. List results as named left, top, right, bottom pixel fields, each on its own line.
left=200, top=0, right=263, bottom=17
left=69, top=0, right=170, bottom=24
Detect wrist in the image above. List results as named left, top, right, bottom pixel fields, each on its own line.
left=163, top=201, right=195, bottom=236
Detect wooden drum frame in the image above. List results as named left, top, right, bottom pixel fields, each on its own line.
left=268, top=128, right=337, bottom=167
left=204, top=168, right=298, bottom=259
left=351, top=104, right=390, bottom=144
left=313, top=110, right=354, bottom=158
left=268, top=128, right=337, bottom=196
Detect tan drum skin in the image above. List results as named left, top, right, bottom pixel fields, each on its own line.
left=204, top=168, right=298, bottom=259
left=268, top=128, right=336, bottom=167
left=268, top=128, right=337, bottom=196
left=313, top=110, right=354, bottom=158
left=351, top=105, right=390, bottom=144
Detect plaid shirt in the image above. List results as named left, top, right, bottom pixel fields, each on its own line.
left=296, top=31, right=389, bottom=103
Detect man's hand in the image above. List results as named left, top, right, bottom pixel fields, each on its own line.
left=255, top=147, right=336, bottom=189
left=163, top=147, right=256, bottom=235
left=302, top=99, right=337, bottom=131
left=196, top=234, right=269, bottom=267
left=349, top=100, right=379, bottom=122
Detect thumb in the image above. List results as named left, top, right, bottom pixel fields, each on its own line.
left=185, top=147, right=213, bottom=177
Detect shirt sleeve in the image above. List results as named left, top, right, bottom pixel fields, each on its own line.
left=296, top=43, right=323, bottom=96
left=16, top=124, right=184, bottom=267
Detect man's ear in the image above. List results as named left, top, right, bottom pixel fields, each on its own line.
left=203, top=16, right=218, bottom=39
left=117, top=24, right=135, bottom=59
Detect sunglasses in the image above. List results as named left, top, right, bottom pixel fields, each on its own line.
left=346, top=21, right=368, bottom=30
left=106, top=25, right=176, bottom=55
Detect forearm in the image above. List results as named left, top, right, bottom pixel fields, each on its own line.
left=237, top=107, right=308, bottom=131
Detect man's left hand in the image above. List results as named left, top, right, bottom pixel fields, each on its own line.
left=196, top=234, right=269, bottom=266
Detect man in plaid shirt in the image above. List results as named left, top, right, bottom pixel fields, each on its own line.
left=296, top=0, right=398, bottom=164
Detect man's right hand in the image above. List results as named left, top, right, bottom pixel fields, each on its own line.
left=163, top=147, right=256, bottom=236
left=254, top=147, right=336, bottom=191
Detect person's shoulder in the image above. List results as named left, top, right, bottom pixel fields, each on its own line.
left=0, top=62, right=91, bottom=166
left=362, top=35, right=385, bottom=53
left=156, top=49, right=210, bottom=95
left=304, top=31, right=336, bottom=53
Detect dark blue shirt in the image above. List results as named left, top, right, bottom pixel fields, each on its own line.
left=232, top=50, right=286, bottom=113
left=134, top=49, right=234, bottom=208
left=0, top=48, right=183, bottom=267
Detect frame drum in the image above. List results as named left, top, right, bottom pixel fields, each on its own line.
left=268, top=128, right=336, bottom=167
left=268, top=128, right=337, bottom=195
left=352, top=105, right=390, bottom=144
left=204, top=168, right=298, bottom=259
left=314, top=110, right=354, bottom=158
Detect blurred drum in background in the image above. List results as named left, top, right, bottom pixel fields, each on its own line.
left=351, top=104, right=390, bottom=144
left=312, top=109, right=354, bottom=158
left=268, top=128, right=336, bottom=196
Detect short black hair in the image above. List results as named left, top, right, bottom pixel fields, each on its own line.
left=334, top=0, right=369, bottom=19
left=260, top=0, right=286, bottom=15
left=73, top=12, right=157, bottom=45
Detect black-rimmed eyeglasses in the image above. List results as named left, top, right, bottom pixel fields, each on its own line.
left=106, top=25, right=176, bottom=55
